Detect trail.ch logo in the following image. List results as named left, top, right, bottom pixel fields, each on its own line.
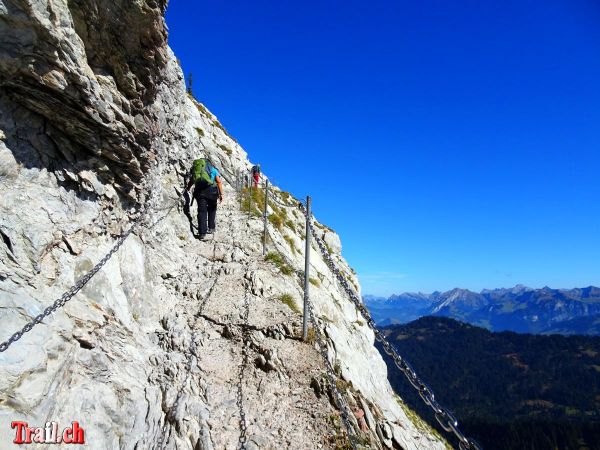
left=11, top=421, right=85, bottom=445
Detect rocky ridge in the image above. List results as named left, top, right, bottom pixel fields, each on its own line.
left=366, top=286, right=600, bottom=334
left=0, top=1, right=447, bottom=449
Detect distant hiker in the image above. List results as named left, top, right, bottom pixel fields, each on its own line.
left=251, top=164, right=261, bottom=188
left=185, top=157, right=224, bottom=239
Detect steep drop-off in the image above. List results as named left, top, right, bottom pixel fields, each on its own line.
left=379, top=317, right=600, bottom=450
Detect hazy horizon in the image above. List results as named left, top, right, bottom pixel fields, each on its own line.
left=362, top=283, right=600, bottom=298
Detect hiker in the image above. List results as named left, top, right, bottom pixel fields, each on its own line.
left=185, top=157, right=224, bottom=239
left=251, top=164, right=261, bottom=188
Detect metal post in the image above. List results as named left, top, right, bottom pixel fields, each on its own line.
left=242, top=174, right=248, bottom=214
left=303, top=195, right=311, bottom=341
left=262, top=179, right=269, bottom=255
left=248, top=173, right=253, bottom=219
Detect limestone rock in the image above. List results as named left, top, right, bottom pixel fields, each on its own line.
left=323, top=230, right=342, bottom=255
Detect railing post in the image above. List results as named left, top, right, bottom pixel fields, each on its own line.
left=248, top=173, right=253, bottom=219
left=262, top=179, right=269, bottom=255
left=303, top=195, right=311, bottom=341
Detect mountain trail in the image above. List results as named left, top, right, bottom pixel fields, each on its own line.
left=0, top=2, right=449, bottom=448
left=150, top=185, right=337, bottom=449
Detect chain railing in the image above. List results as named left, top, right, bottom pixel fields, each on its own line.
left=0, top=201, right=154, bottom=354
left=306, top=300, right=359, bottom=450
left=252, top=189, right=358, bottom=448
left=266, top=188, right=299, bottom=210
left=155, top=266, right=220, bottom=450
left=236, top=288, right=251, bottom=450
left=298, top=202, right=482, bottom=450
left=0, top=109, right=176, bottom=355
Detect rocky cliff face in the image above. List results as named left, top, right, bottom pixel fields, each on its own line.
left=0, top=2, right=447, bottom=449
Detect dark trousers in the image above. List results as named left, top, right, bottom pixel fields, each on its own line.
left=196, top=195, right=217, bottom=235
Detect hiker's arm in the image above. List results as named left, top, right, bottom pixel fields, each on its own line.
left=185, top=177, right=193, bottom=191
left=216, top=176, right=224, bottom=202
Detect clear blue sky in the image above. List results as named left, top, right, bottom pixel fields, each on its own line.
left=166, top=1, right=600, bottom=296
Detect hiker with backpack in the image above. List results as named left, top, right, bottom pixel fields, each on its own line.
left=185, top=158, right=224, bottom=239
left=251, top=164, right=261, bottom=188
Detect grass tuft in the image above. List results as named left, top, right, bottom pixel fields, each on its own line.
left=278, top=293, right=300, bottom=314
left=267, top=204, right=288, bottom=232
left=283, top=235, right=299, bottom=255
left=268, top=213, right=283, bottom=230
left=265, top=251, right=284, bottom=265
left=195, top=101, right=211, bottom=118
left=327, top=414, right=354, bottom=450
left=306, top=327, right=316, bottom=344
left=240, top=187, right=265, bottom=217
left=218, top=143, right=233, bottom=155
left=213, top=119, right=228, bottom=135
left=265, top=252, right=293, bottom=276
left=315, top=221, right=335, bottom=233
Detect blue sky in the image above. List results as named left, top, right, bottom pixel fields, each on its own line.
left=166, top=1, right=600, bottom=296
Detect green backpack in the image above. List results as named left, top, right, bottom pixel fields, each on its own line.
left=191, top=158, right=216, bottom=189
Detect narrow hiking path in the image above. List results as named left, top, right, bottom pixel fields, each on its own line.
left=149, top=183, right=346, bottom=449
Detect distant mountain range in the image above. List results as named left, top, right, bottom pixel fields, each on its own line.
left=364, top=285, right=600, bottom=335
left=378, top=317, right=600, bottom=450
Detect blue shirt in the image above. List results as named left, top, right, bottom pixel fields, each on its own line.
left=209, top=166, right=219, bottom=182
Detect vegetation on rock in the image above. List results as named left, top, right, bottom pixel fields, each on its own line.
left=379, top=316, right=600, bottom=450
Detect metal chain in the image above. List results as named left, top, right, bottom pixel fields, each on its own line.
left=264, top=194, right=356, bottom=447
left=298, top=203, right=482, bottom=450
left=158, top=201, right=242, bottom=449
left=0, top=201, right=154, bottom=353
left=0, top=108, right=170, bottom=354
left=267, top=191, right=300, bottom=210
left=0, top=107, right=167, bottom=389
left=306, top=300, right=359, bottom=450
left=246, top=177, right=299, bottom=210
left=155, top=267, right=220, bottom=449
left=236, top=288, right=251, bottom=449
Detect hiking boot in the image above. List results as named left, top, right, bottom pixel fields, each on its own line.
left=207, top=228, right=215, bottom=234
left=197, top=234, right=206, bottom=240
